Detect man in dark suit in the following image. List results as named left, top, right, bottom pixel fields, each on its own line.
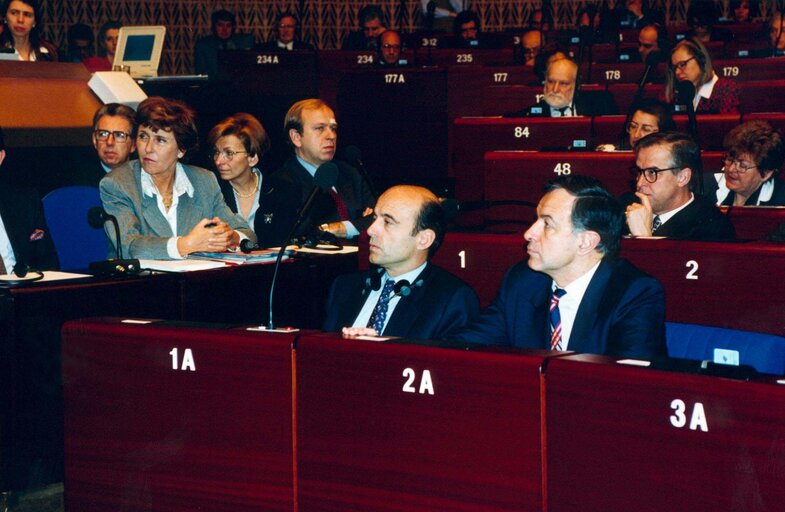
left=258, top=12, right=314, bottom=51
left=504, top=56, right=616, bottom=117
left=624, top=131, right=735, bottom=241
left=260, top=99, right=374, bottom=246
left=324, top=185, right=478, bottom=339
left=341, top=5, right=387, bottom=51
left=194, top=9, right=255, bottom=78
left=451, top=175, right=666, bottom=358
left=0, top=128, right=59, bottom=272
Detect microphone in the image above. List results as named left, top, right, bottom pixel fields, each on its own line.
left=87, top=206, right=140, bottom=276
left=645, top=48, right=665, bottom=66
left=239, top=239, right=259, bottom=253
left=264, top=162, right=338, bottom=330
left=675, top=79, right=699, bottom=144
left=345, top=145, right=378, bottom=199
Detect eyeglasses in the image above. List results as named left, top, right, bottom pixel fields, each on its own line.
left=278, top=24, right=296, bottom=29
left=629, top=165, right=681, bottom=183
left=626, top=122, right=657, bottom=137
left=523, top=46, right=540, bottom=55
left=723, top=156, right=757, bottom=173
left=211, top=149, right=248, bottom=161
left=94, top=129, right=130, bottom=143
left=382, top=44, right=401, bottom=50
left=671, top=56, right=696, bottom=70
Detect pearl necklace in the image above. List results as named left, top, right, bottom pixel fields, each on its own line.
left=232, top=172, right=259, bottom=198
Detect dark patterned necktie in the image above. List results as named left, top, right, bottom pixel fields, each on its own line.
left=549, top=288, right=567, bottom=350
left=652, top=214, right=662, bottom=233
left=367, top=279, right=396, bottom=334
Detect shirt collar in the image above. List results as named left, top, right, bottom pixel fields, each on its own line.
left=714, top=172, right=775, bottom=205
left=695, top=72, right=719, bottom=110
left=296, top=155, right=318, bottom=177
left=383, top=261, right=428, bottom=286
left=278, top=40, right=294, bottom=50
left=141, top=162, right=194, bottom=199
left=658, top=193, right=694, bottom=224
left=553, top=260, right=600, bottom=300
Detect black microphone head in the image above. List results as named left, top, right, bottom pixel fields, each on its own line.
left=314, top=162, right=339, bottom=191
left=645, top=48, right=665, bottom=66
left=345, top=145, right=362, bottom=164
left=427, top=1, right=436, bottom=14
left=676, top=80, right=696, bottom=103
left=394, top=279, right=413, bottom=297
left=239, top=239, right=257, bottom=254
left=87, top=206, right=108, bottom=229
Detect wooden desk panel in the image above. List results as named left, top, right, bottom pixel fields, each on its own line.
left=545, top=354, right=785, bottom=511
left=296, top=332, right=550, bottom=511
left=62, top=319, right=298, bottom=511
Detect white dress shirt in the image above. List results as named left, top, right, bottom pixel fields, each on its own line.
left=554, top=261, right=601, bottom=349
left=0, top=213, right=17, bottom=272
left=140, top=163, right=195, bottom=259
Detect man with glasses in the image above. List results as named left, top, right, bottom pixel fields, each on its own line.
left=451, top=175, right=666, bottom=358
left=377, top=30, right=404, bottom=66
left=520, top=28, right=543, bottom=67
left=259, top=12, right=314, bottom=51
left=78, top=103, right=136, bottom=186
left=624, top=131, right=735, bottom=240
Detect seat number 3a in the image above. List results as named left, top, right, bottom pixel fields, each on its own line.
left=402, top=368, right=434, bottom=395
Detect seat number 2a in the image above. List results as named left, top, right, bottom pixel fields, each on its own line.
left=402, top=368, right=434, bottom=395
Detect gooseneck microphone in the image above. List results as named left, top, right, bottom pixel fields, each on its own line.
left=265, top=162, right=339, bottom=330
left=676, top=79, right=699, bottom=143
left=87, top=206, right=140, bottom=276
left=619, top=49, right=665, bottom=148
left=345, top=145, right=378, bottom=199
left=438, top=198, right=537, bottom=221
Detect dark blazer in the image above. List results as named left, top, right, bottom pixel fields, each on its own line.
left=261, top=156, right=375, bottom=245
left=621, top=192, right=736, bottom=241
left=0, top=185, right=59, bottom=271
left=450, top=258, right=667, bottom=358
left=323, top=264, right=480, bottom=340
left=257, top=40, right=315, bottom=51
left=341, top=31, right=376, bottom=51
left=194, top=33, right=255, bottom=77
left=504, top=91, right=617, bottom=118
left=702, top=172, right=785, bottom=207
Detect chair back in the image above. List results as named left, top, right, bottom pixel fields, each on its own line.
left=42, top=186, right=105, bottom=270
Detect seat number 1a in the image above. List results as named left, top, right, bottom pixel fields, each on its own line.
left=170, top=347, right=196, bottom=371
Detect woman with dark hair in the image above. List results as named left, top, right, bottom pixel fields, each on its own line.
left=730, top=0, right=759, bottom=23
left=596, top=98, right=675, bottom=151
left=1, top=0, right=57, bottom=61
left=83, top=20, right=121, bottom=71
left=704, top=120, right=785, bottom=206
left=665, top=38, right=740, bottom=114
left=99, top=97, right=255, bottom=260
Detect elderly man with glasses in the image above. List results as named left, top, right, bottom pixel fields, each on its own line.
left=623, top=131, right=735, bottom=241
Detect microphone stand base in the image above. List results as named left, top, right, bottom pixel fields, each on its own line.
left=247, top=325, right=301, bottom=333
left=90, top=259, right=141, bottom=276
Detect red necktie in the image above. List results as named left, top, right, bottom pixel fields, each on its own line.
left=549, top=288, right=567, bottom=350
left=329, top=188, right=350, bottom=221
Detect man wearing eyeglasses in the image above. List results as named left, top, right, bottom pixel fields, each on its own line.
left=520, top=28, right=543, bottom=67
left=258, top=12, right=314, bottom=51
left=377, top=30, right=404, bottom=66
left=624, top=131, right=735, bottom=241
left=73, top=103, right=137, bottom=187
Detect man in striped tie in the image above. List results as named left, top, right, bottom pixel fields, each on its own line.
left=452, top=175, right=667, bottom=358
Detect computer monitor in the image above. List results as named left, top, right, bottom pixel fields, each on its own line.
left=112, top=26, right=166, bottom=79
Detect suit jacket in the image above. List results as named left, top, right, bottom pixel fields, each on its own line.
left=504, top=91, right=617, bottom=118
left=621, top=192, right=736, bottom=241
left=702, top=172, right=785, bottom=207
left=194, top=33, right=255, bottom=77
left=451, top=258, right=667, bottom=358
left=217, top=171, right=293, bottom=248
left=323, top=264, right=480, bottom=340
left=99, top=161, right=255, bottom=259
left=257, top=40, right=315, bottom=51
left=261, top=156, right=375, bottom=246
left=0, top=185, right=59, bottom=270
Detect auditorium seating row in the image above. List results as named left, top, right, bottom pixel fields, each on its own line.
left=62, top=318, right=785, bottom=511
left=418, top=233, right=785, bottom=341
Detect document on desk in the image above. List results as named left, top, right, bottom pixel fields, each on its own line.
left=290, top=245, right=359, bottom=255
left=139, top=259, right=227, bottom=272
left=188, top=249, right=293, bottom=264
